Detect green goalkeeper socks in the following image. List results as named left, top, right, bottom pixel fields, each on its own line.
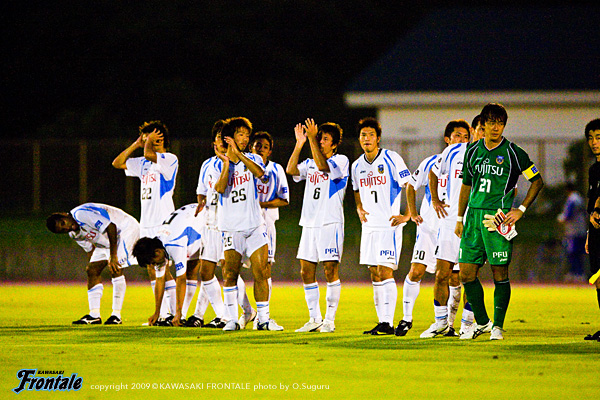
left=463, top=278, right=489, bottom=325
left=493, top=279, right=511, bottom=329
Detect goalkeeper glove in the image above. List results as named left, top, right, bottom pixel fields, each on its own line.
left=482, top=209, right=518, bottom=241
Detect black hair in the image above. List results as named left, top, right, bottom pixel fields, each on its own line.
left=480, top=103, right=508, bottom=126
left=357, top=117, right=381, bottom=138
left=139, top=120, right=171, bottom=149
left=318, top=122, right=343, bottom=152
left=211, top=119, right=225, bottom=142
left=250, top=131, right=274, bottom=151
left=585, top=119, right=600, bottom=139
left=45, top=213, right=66, bottom=233
left=444, top=119, right=471, bottom=139
left=471, top=115, right=482, bottom=129
left=132, top=237, right=165, bottom=268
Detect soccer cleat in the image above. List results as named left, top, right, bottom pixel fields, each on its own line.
left=394, top=320, right=413, bottom=336
left=363, top=323, right=381, bottom=335
left=372, top=322, right=395, bottom=335
left=185, top=315, right=204, bottom=327
left=257, top=319, right=284, bottom=331
left=253, top=317, right=259, bottom=330
left=72, top=314, right=102, bottom=325
left=490, top=326, right=505, bottom=340
left=444, top=327, right=459, bottom=337
left=238, top=308, right=257, bottom=330
left=584, top=330, right=600, bottom=341
left=204, top=317, right=226, bottom=329
left=104, top=315, right=122, bottom=325
left=320, top=320, right=335, bottom=333
left=295, top=318, right=323, bottom=332
left=155, top=315, right=174, bottom=327
left=459, top=323, right=473, bottom=336
left=420, top=321, right=449, bottom=338
left=222, top=320, right=240, bottom=331
left=459, top=320, right=493, bottom=340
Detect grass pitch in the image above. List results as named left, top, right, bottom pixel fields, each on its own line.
left=1, top=282, right=599, bottom=400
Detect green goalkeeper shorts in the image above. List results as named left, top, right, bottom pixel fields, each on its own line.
left=458, top=208, right=513, bottom=266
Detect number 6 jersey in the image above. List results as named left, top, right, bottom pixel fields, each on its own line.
left=294, top=154, right=349, bottom=228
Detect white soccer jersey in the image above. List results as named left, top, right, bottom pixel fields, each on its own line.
left=69, top=203, right=138, bottom=252
left=408, top=153, right=448, bottom=232
left=351, top=149, right=411, bottom=229
left=431, top=142, right=466, bottom=226
left=216, top=153, right=265, bottom=232
left=257, top=161, right=290, bottom=224
left=125, top=153, right=178, bottom=229
left=294, top=153, right=349, bottom=227
left=196, top=156, right=222, bottom=228
left=155, top=204, right=204, bottom=278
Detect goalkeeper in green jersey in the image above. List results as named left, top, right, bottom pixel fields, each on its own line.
left=455, top=103, right=544, bottom=340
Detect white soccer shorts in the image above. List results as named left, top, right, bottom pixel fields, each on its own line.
left=435, top=223, right=461, bottom=268
left=359, top=226, right=403, bottom=270
left=297, top=223, right=344, bottom=263
left=410, top=223, right=438, bottom=273
left=200, top=226, right=224, bottom=264
left=89, top=220, right=139, bottom=268
left=222, top=224, right=268, bottom=258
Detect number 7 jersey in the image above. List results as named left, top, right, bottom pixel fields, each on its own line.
left=351, top=149, right=411, bottom=229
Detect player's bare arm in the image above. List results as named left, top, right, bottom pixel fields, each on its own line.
left=224, top=136, right=264, bottom=179
left=173, top=274, right=186, bottom=326
left=455, top=183, right=471, bottom=238
left=143, top=129, right=163, bottom=164
left=305, top=119, right=330, bottom=172
left=260, top=198, right=289, bottom=209
left=195, top=194, right=207, bottom=216
left=503, top=176, right=544, bottom=227
left=406, top=183, right=423, bottom=225
left=428, top=169, right=449, bottom=218
left=286, top=123, right=306, bottom=176
left=106, top=223, right=121, bottom=274
left=214, top=150, right=230, bottom=194
left=112, top=134, right=144, bottom=169
left=390, top=182, right=411, bottom=226
left=354, top=191, right=369, bottom=223
left=150, top=272, right=166, bottom=326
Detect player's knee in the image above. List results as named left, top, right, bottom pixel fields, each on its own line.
left=459, top=270, right=475, bottom=283
left=86, top=261, right=105, bottom=277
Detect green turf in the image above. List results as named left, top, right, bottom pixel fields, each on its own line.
left=1, top=283, right=599, bottom=399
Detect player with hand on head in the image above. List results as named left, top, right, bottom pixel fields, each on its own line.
left=132, top=204, right=203, bottom=327
left=584, top=119, right=600, bottom=341
left=287, top=119, right=349, bottom=333
left=46, top=203, right=139, bottom=325
left=215, top=117, right=282, bottom=331
left=419, top=119, right=471, bottom=338
left=351, top=117, right=411, bottom=335
left=456, top=103, right=544, bottom=340
left=112, top=121, right=180, bottom=325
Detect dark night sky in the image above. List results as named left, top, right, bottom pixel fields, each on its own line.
left=2, top=0, right=595, bottom=140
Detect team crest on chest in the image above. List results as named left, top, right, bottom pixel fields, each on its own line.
left=496, top=156, right=504, bottom=165
left=378, top=165, right=384, bottom=174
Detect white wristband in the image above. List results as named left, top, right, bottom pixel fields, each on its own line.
left=456, top=216, right=463, bottom=222
left=518, top=205, right=527, bottom=213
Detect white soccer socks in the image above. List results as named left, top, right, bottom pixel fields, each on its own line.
left=402, top=277, right=421, bottom=322
left=372, top=281, right=384, bottom=322
left=88, top=284, right=103, bottom=318
left=303, top=282, right=322, bottom=322
left=324, top=280, right=341, bottom=322
left=201, top=277, right=226, bottom=319
left=182, top=280, right=198, bottom=318
left=381, top=278, right=397, bottom=325
left=164, top=279, right=177, bottom=315
left=110, top=276, right=126, bottom=318
left=236, top=275, right=253, bottom=315
left=223, top=286, right=239, bottom=321
left=447, top=285, right=462, bottom=327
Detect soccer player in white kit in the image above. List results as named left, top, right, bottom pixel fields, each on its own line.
left=112, top=121, right=180, bottom=324
left=189, top=120, right=233, bottom=329
left=420, top=119, right=471, bottom=338
left=250, top=131, right=290, bottom=291
left=351, top=118, right=411, bottom=335
left=287, top=119, right=348, bottom=333
left=46, top=203, right=139, bottom=325
left=396, top=122, right=470, bottom=336
left=132, top=204, right=203, bottom=326
left=214, top=117, right=282, bottom=331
